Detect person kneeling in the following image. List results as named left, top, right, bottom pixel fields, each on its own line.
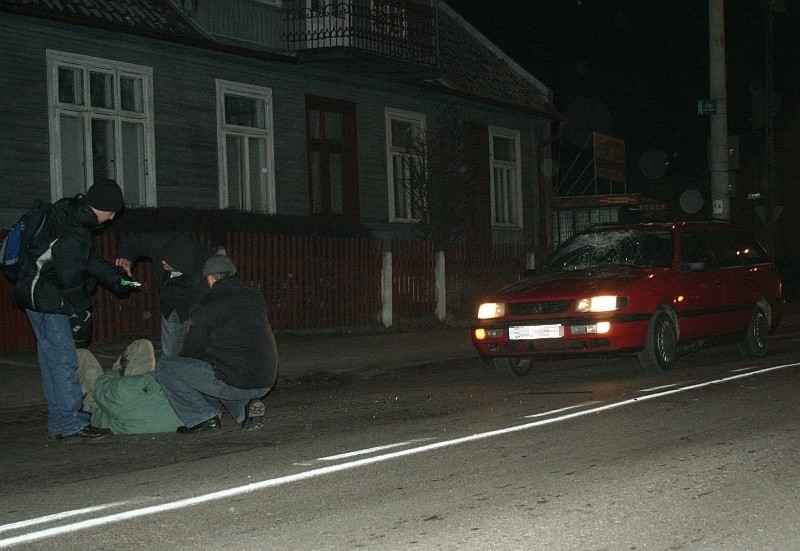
left=156, top=252, right=279, bottom=433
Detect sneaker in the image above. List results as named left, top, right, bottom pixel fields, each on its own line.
left=67, top=425, right=112, bottom=439
left=242, top=399, right=265, bottom=431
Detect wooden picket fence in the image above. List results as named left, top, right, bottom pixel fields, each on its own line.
left=0, top=229, right=528, bottom=353
left=444, top=242, right=529, bottom=320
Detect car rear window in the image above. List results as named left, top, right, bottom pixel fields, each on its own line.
left=544, top=229, right=673, bottom=271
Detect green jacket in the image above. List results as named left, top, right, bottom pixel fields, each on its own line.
left=91, top=371, right=182, bottom=434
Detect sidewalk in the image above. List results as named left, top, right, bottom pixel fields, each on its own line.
left=0, top=326, right=478, bottom=409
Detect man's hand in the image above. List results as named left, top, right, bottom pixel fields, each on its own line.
left=110, top=267, right=132, bottom=297
left=114, top=258, right=133, bottom=277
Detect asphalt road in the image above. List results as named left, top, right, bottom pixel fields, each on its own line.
left=2, top=332, right=800, bottom=550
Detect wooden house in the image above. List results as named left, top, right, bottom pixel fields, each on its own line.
left=0, top=0, right=558, bottom=249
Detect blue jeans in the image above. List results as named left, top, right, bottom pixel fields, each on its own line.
left=160, top=310, right=189, bottom=357
left=26, top=310, right=90, bottom=437
left=156, top=356, right=267, bottom=428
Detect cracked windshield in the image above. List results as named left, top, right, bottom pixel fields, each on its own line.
left=544, top=229, right=673, bottom=271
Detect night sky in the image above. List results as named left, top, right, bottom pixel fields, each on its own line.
left=442, top=0, right=800, bottom=210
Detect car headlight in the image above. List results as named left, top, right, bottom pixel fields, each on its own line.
left=575, top=296, right=628, bottom=312
left=477, top=302, right=506, bottom=319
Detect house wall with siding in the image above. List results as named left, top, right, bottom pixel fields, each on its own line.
left=0, top=12, right=546, bottom=248
left=186, top=0, right=286, bottom=51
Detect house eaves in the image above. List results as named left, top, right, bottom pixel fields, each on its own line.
left=0, top=0, right=210, bottom=43
left=0, top=0, right=296, bottom=63
left=428, top=1, right=559, bottom=120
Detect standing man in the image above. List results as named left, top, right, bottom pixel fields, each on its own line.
left=156, top=252, right=278, bottom=433
left=114, top=232, right=211, bottom=357
left=15, top=178, right=129, bottom=439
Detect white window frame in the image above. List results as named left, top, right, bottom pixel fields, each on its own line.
left=385, top=108, right=425, bottom=222
left=46, top=50, right=156, bottom=205
left=489, top=126, right=523, bottom=228
left=253, top=0, right=282, bottom=6
left=216, top=79, right=276, bottom=214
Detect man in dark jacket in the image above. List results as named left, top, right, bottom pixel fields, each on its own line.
left=114, top=232, right=211, bottom=357
left=16, top=178, right=129, bottom=439
left=156, top=252, right=278, bottom=433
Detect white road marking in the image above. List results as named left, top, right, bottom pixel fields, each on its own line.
left=0, top=503, right=129, bottom=534
left=3, top=361, right=799, bottom=548
left=524, top=401, right=601, bottom=418
left=317, top=438, right=435, bottom=461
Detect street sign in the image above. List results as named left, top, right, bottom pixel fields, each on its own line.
left=697, top=99, right=718, bottom=115
left=755, top=205, right=783, bottom=223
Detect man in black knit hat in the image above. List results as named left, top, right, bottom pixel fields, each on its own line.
left=15, top=178, right=130, bottom=440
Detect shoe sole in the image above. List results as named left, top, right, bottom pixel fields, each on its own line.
left=243, top=400, right=265, bottom=431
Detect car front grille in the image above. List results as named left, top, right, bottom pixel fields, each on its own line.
left=508, top=299, right=572, bottom=316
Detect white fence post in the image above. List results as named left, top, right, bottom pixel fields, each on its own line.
left=526, top=252, right=536, bottom=271
left=435, top=250, right=446, bottom=322
left=381, top=250, right=393, bottom=328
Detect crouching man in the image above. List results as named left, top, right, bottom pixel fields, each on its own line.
left=156, top=252, right=278, bottom=433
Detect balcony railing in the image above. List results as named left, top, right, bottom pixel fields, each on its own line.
left=284, top=0, right=438, bottom=67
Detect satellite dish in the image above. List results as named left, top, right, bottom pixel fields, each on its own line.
left=638, top=149, right=667, bottom=180
left=679, top=190, right=704, bottom=214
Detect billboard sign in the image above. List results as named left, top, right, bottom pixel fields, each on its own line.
left=593, top=132, right=627, bottom=183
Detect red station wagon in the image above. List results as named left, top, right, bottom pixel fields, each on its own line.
left=472, top=222, right=786, bottom=376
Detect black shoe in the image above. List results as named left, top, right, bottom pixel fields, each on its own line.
left=177, top=416, right=221, bottom=434
left=67, top=425, right=112, bottom=439
left=242, top=400, right=265, bottom=431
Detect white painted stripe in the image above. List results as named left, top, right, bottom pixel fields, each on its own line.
left=3, top=361, right=798, bottom=549
left=317, top=438, right=435, bottom=461
left=731, top=367, right=758, bottom=373
left=640, top=383, right=679, bottom=392
left=0, top=503, right=129, bottom=534
left=524, top=401, right=601, bottom=418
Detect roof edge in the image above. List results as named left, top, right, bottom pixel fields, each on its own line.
left=437, top=0, right=552, bottom=101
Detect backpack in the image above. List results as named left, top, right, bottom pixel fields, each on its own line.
left=0, top=201, right=51, bottom=282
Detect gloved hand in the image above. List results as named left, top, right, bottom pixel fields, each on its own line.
left=69, top=310, right=93, bottom=348
left=110, top=267, right=132, bottom=297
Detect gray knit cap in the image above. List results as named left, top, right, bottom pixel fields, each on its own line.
left=202, top=253, right=237, bottom=277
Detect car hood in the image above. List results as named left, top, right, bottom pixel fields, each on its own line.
left=498, top=267, right=654, bottom=299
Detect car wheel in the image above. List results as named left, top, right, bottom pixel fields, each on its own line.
left=740, top=303, right=769, bottom=357
left=493, top=357, right=534, bottom=377
left=637, top=309, right=678, bottom=373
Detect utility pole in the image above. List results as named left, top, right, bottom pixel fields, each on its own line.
left=763, top=0, right=776, bottom=255
left=709, top=0, right=729, bottom=220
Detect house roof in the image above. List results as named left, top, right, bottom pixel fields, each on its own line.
left=1, top=0, right=557, bottom=118
left=0, top=0, right=207, bottom=42
left=430, top=3, right=557, bottom=119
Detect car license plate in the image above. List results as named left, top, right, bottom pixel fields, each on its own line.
left=508, top=324, right=564, bottom=340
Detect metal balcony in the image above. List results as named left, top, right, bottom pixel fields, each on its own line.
left=284, top=0, right=438, bottom=70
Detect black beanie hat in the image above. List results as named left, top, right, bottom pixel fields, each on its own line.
left=85, top=179, right=124, bottom=213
